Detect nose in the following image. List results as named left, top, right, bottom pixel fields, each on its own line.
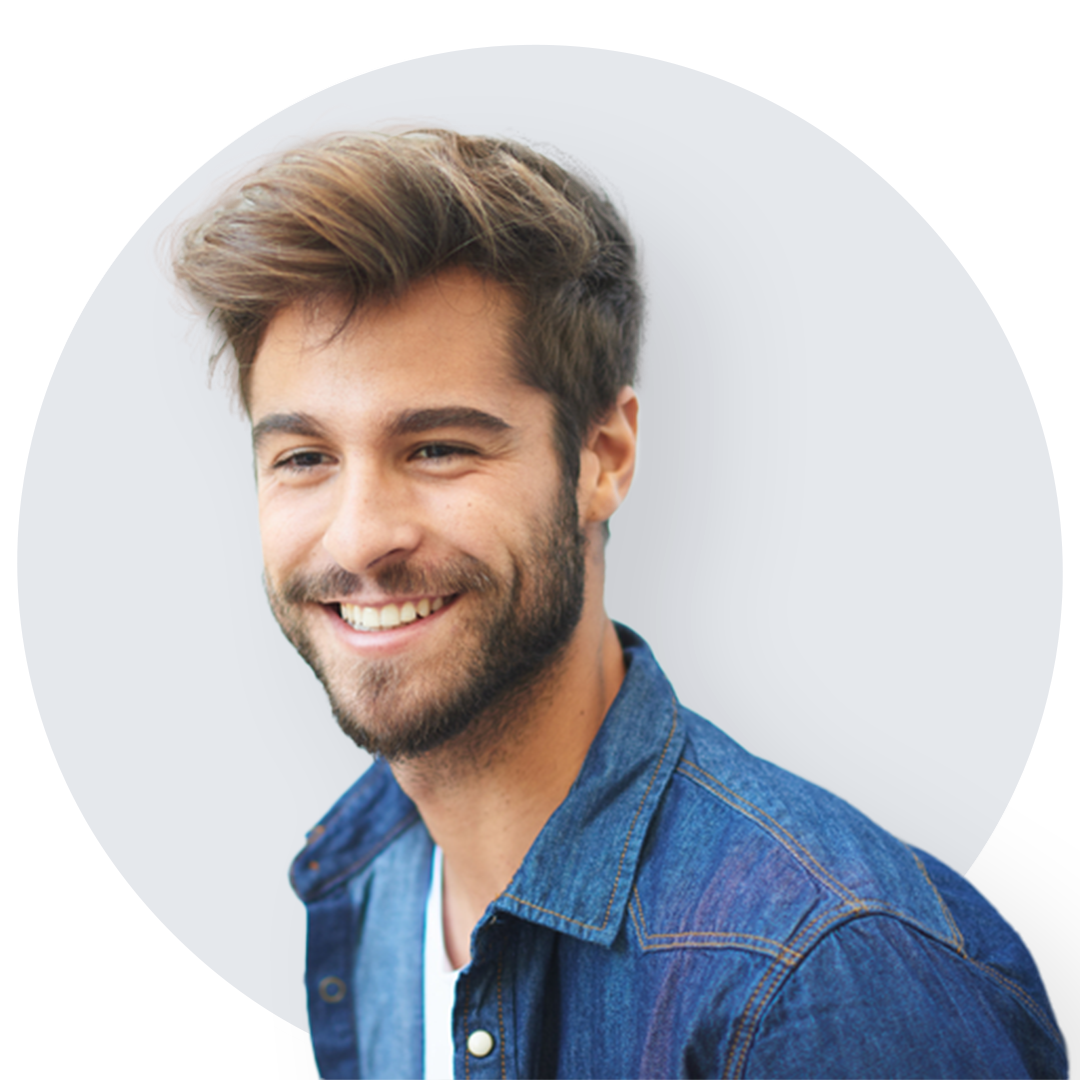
left=321, top=460, right=424, bottom=574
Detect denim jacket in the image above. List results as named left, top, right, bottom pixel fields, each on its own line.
left=290, top=627, right=1066, bottom=1078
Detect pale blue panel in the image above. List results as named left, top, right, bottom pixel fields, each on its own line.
left=825, top=115, right=1019, bottom=334
left=825, top=113, right=1028, bottom=816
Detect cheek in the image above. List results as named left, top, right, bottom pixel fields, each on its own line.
left=258, top=493, right=324, bottom=576
left=436, top=477, right=516, bottom=523
left=437, top=488, right=548, bottom=564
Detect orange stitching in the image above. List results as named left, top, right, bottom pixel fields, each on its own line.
left=904, top=845, right=964, bottom=951
left=304, top=811, right=422, bottom=900
left=630, top=885, right=868, bottom=1080
left=499, top=893, right=608, bottom=931
left=462, top=970, right=470, bottom=1080
left=725, top=900, right=890, bottom=1077
left=497, top=944, right=507, bottom=1080
left=727, top=904, right=864, bottom=1077
left=675, top=766, right=966, bottom=953
left=628, top=890, right=647, bottom=947
left=504, top=885, right=853, bottom=945
left=677, top=762, right=859, bottom=904
left=501, top=697, right=680, bottom=932
left=638, top=937, right=800, bottom=957
left=310, top=763, right=397, bottom=845
left=631, top=886, right=801, bottom=961
left=598, top=696, right=680, bottom=929
left=727, top=904, right=1069, bottom=1076
left=639, top=931, right=797, bottom=946
left=641, top=941, right=798, bottom=963
left=962, top=955, right=1065, bottom=1047
left=725, top=953, right=789, bottom=1078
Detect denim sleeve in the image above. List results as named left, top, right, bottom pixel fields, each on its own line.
left=740, top=916, right=1067, bottom=1079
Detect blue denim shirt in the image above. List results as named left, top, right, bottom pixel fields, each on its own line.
left=290, top=627, right=1066, bottom=1078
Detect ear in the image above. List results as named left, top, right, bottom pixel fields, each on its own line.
left=578, top=387, right=639, bottom=525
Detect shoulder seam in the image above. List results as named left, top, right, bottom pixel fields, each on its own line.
left=904, top=844, right=964, bottom=951
left=676, top=761, right=860, bottom=904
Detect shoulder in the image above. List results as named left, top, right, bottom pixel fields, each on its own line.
left=641, top=707, right=962, bottom=947
left=634, top=707, right=1066, bottom=1076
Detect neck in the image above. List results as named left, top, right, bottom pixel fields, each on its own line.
left=389, top=605, right=625, bottom=968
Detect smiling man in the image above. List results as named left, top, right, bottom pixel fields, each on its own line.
left=250, top=274, right=626, bottom=778
left=174, top=131, right=1065, bottom=1079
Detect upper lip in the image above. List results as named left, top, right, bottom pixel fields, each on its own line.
left=329, top=593, right=453, bottom=607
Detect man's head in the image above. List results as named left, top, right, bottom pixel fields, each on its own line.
left=173, top=131, right=642, bottom=761
left=174, top=129, right=642, bottom=487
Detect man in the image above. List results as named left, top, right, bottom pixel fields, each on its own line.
left=173, top=130, right=1065, bottom=1079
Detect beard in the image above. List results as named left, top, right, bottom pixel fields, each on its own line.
left=264, top=477, right=587, bottom=762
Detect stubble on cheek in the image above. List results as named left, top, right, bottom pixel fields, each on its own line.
left=260, top=555, right=509, bottom=755
left=261, top=478, right=586, bottom=761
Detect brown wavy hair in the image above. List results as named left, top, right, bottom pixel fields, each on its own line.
left=172, top=129, right=643, bottom=483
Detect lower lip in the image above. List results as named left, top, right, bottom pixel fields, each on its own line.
left=324, top=598, right=457, bottom=654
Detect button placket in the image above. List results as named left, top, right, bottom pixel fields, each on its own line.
left=459, top=923, right=508, bottom=1078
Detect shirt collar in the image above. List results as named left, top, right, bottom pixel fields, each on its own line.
left=493, top=625, right=686, bottom=947
left=292, top=624, right=687, bottom=949
left=290, top=760, right=419, bottom=903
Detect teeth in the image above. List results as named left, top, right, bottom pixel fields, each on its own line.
left=339, top=597, right=447, bottom=632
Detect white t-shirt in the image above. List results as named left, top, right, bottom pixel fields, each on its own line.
left=423, top=846, right=460, bottom=1080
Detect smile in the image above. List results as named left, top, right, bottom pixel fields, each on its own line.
left=337, top=596, right=448, bottom=632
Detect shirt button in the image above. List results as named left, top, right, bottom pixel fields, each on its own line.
left=318, top=976, right=347, bottom=1003
left=467, top=1030, right=495, bottom=1058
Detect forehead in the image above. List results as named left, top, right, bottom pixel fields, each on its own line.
left=248, top=270, right=534, bottom=422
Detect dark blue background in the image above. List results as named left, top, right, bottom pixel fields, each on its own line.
left=19, top=46, right=1062, bottom=1032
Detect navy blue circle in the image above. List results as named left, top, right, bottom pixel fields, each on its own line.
left=19, top=48, right=1062, bottom=1028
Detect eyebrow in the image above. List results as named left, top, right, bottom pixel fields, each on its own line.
left=251, top=406, right=512, bottom=452
left=387, top=407, right=512, bottom=438
left=251, top=411, right=328, bottom=451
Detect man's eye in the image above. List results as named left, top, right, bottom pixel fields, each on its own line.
left=413, top=444, right=475, bottom=461
left=273, top=450, right=329, bottom=471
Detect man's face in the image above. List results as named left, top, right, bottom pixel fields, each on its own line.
left=249, top=270, right=586, bottom=760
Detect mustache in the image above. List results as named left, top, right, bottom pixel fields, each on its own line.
left=277, top=556, right=499, bottom=605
